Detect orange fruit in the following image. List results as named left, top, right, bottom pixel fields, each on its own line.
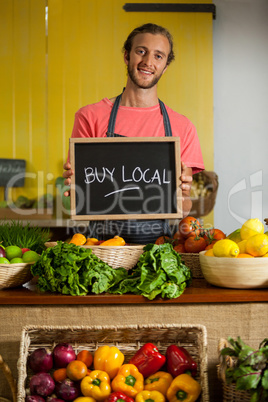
left=237, top=253, right=254, bottom=258
left=204, top=249, right=214, bottom=256
left=53, top=368, right=67, bottom=382
left=77, top=350, right=93, bottom=368
left=66, top=360, right=88, bottom=381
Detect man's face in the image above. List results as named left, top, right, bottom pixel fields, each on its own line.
left=125, top=33, right=170, bottom=89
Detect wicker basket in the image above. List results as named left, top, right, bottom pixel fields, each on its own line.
left=218, top=338, right=251, bottom=401
left=190, top=171, right=219, bottom=218
left=0, top=354, right=17, bottom=402
left=0, top=263, right=33, bottom=290
left=45, top=242, right=145, bottom=270
left=180, top=253, right=203, bottom=279
left=17, top=324, right=209, bottom=402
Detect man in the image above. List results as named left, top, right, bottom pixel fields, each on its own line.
left=63, top=23, right=204, bottom=243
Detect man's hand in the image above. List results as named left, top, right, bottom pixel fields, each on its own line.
left=62, top=162, right=74, bottom=197
left=180, top=161, right=193, bottom=217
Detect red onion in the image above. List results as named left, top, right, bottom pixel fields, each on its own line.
left=55, top=378, right=80, bottom=401
left=53, top=343, right=76, bottom=368
left=0, top=246, right=6, bottom=258
left=29, top=372, right=55, bottom=397
left=26, top=397, right=45, bottom=402
left=28, top=348, right=53, bottom=373
left=46, top=397, right=65, bottom=402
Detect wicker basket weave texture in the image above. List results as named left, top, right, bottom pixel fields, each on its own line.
left=18, top=324, right=209, bottom=402
left=0, top=354, right=17, bottom=402
left=45, top=242, right=144, bottom=270
left=218, top=338, right=251, bottom=402
left=0, top=263, right=33, bottom=290
left=180, top=253, right=203, bottom=279
left=190, top=171, right=219, bottom=218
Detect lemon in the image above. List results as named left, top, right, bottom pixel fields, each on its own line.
left=237, top=239, right=248, bottom=254
left=213, top=239, right=239, bottom=258
left=227, top=228, right=242, bottom=243
left=10, top=257, right=24, bottom=264
left=5, top=245, right=22, bottom=261
left=240, top=218, right=264, bottom=240
left=262, top=253, right=268, bottom=258
left=245, top=234, right=268, bottom=257
left=22, top=250, right=40, bottom=263
left=0, top=257, right=10, bottom=264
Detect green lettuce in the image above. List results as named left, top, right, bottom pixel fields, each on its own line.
left=31, top=241, right=128, bottom=296
left=109, top=243, right=192, bottom=300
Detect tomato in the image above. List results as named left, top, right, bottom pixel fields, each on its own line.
left=178, top=216, right=201, bottom=238
left=205, top=241, right=217, bottom=250
left=173, top=230, right=185, bottom=244
left=203, top=228, right=226, bottom=244
left=173, top=244, right=186, bottom=253
left=96, top=240, right=105, bottom=245
left=184, top=236, right=207, bottom=253
left=66, top=360, right=88, bottom=381
left=155, top=236, right=173, bottom=245
left=77, top=350, right=93, bottom=368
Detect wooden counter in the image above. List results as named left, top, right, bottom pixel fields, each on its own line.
left=0, top=281, right=267, bottom=401
left=0, top=279, right=267, bottom=304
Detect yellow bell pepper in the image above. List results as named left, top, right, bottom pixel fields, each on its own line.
left=112, top=364, right=144, bottom=398
left=144, top=371, right=173, bottom=396
left=101, top=236, right=126, bottom=246
left=166, top=374, right=201, bottom=402
left=85, top=238, right=99, bottom=245
left=135, top=390, right=165, bottom=402
left=80, top=370, right=111, bottom=400
left=94, top=345, right=125, bottom=379
left=69, top=233, right=87, bottom=245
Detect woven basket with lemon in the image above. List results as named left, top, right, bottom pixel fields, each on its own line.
left=199, top=218, right=268, bottom=289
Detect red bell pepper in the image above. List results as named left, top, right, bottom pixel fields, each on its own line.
left=105, top=391, right=135, bottom=402
left=129, top=343, right=166, bottom=378
left=166, top=345, right=197, bottom=377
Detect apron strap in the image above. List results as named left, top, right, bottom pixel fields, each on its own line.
left=106, top=94, right=122, bottom=137
left=106, top=94, right=173, bottom=137
left=159, top=99, right=172, bottom=137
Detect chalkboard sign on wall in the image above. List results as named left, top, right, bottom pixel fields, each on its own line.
left=69, top=137, right=182, bottom=220
left=0, top=158, right=26, bottom=187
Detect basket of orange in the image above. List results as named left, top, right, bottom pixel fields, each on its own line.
left=45, top=233, right=144, bottom=270
left=199, top=218, right=268, bottom=288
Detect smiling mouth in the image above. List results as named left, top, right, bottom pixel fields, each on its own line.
left=139, top=68, right=154, bottom=75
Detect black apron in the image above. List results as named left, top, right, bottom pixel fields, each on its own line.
left=88, top=94, right=173, bottom=244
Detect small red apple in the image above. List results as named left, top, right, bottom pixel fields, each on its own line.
left=21, top=248, right=31, bottom=254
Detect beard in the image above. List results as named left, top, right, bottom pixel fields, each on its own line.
left=127, top=64, right=163, bottom=89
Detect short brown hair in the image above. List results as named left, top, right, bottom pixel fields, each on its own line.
left=123, top=23, right=175, bottom=65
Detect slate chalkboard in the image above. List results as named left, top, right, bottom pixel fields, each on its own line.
left=69, top=137, right=182, bottom=220
left=0, top=158, right=26, bottom=187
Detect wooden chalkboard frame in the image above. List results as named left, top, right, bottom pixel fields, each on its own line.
left=69, top=137, right=182, bottom=220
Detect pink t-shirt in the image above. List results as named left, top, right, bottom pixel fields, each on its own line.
left=70, top=98, right=204, bottom=174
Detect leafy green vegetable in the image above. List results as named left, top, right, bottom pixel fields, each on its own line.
left=221, top=336, right=268, bottom=401
left=32, top=242, right=191, bottom=300
left=31, top=241, right=128, bottom=296
left=0, top=220, right=50, bottom=253
left=109, top=243, right=192, bottom=300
